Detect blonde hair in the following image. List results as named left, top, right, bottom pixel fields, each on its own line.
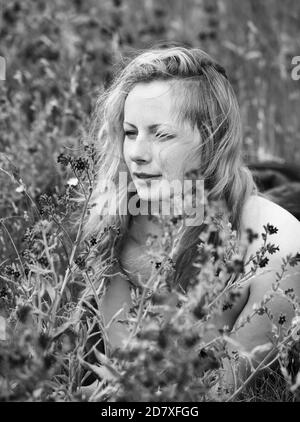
left=82, top=44, right=257, bottom=291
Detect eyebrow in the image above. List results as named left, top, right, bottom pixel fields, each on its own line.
left=123, top=122, right=175, bottom=131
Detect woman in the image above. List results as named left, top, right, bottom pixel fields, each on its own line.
left=80, top=45, right=300, bottom=394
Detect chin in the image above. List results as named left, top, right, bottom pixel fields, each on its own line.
left=139, top=188, right=179, bottom=212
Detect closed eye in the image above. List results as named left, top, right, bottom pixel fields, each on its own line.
left=124, top=131, right=175, bottom=141
left=155, top=132, right=175, bottom=141
left=124, top=131, right=136, bottom=139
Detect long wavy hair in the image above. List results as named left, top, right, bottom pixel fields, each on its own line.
left=81, top=44, right=257, bottom=293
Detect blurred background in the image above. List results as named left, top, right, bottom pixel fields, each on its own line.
left=0, top=0, right=300, bottom=259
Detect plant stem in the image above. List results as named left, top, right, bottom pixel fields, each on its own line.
left=0, top=219, right=25, bottom=277
left=59, top=187, right=92, bottom=296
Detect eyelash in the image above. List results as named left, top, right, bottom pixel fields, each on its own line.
left=124, top=131, right=174, bottom=141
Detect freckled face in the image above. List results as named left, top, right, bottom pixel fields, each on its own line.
left=123, top=80, right=201, bottom=204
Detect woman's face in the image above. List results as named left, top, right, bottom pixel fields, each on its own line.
left=123, top=80, right=201, bottom=207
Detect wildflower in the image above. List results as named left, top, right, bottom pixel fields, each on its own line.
left=259, top=257, right=269, bottom=268
left=75, top=255, right=86, bottom=270
left=289, top=253, right=300, bottom=267
left=57, top=153, right=70, bottom=166
left=0, top=287, right=8, bottom=298
left=197, top=348, right=220, bottom=373
left=5, top=265, right=15, bottom=276
left=246, top=228, right=259, bottom=244
left=72, top=157, right=89, bottom=172
left=22, top=228, right=33, bottom=243
left=38, top=256, right=49, bottom=267
left=222, top=302, right=233, bottom=312
left=23, top=211, right=29, bottom=221
left=265, top=224, right=278, bottom=235
left=257, top=307, right=266, bottom=316
left=15, top=184, right=25, bottom=193
left=284, top=288, right=294, bottom=296
left=166, top=257, right=176, bottom=270
left=90, top=236, right=97, bottom=246
left=67, top=177, right=78, bottom=186
left=278, top=314, right=287, bottom=325
left=267, top=244, right=280, bottom=255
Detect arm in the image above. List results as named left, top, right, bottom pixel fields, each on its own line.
left=219, top=238, right=300, bottom=394
left=100, top=271, right=133, bottom=352
left=79, top=270, right=132, bottom=397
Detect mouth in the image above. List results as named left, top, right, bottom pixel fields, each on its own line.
left=133, top=172, right=162, bottom=180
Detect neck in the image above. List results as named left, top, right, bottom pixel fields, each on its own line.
left=138, top=198, right=183, bottom=217
left=128, top=214, right=163, bottom=245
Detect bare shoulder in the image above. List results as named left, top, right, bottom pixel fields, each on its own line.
left=226, top=194, right=300, bottom=358
left=240, top=193, right=300, bottom=295
left=241, top=193, right=300, bottom=256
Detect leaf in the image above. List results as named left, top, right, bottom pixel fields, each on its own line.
left=78, top=355, right=118, bottom=382
left=0, top=153, right=21, bottom=183
left=42, top=279, right=56, bottom=303
left=250, top=342, right=273, bottom=357
left=289, top=252, right=300, bottom=267
left=51, top=321, right=76, bottom=340
left=93, top=346, right=121, bottom=379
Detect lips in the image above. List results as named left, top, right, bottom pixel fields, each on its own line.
left=133, top=172, right=162, bottom=179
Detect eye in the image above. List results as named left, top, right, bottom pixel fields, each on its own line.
left=124, top=130, right=137, bottom=139
left=155, top=132, right=175, bottom=141
left=123, top=130, right=175, bottom=141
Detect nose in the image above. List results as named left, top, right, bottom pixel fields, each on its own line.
left=128, top=134, right=152, bottom=164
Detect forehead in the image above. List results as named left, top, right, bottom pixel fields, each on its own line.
left=124, top=80, right=178, bottom=124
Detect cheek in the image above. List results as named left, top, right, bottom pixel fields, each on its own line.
left=123, top=140, right=130, bottom=166
left=155, top=146, right=183, bottom=179
left=159, top=144, right=201, bottom=179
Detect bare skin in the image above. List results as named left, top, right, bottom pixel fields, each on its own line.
left=99, top=194, right=300, bottom=379
left=81, top=194, right=300, bottom=399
